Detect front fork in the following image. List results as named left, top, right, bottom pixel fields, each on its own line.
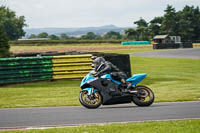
left=82, top=88, right=99, bottom=103
left=82, top=88, right=97, bottom=96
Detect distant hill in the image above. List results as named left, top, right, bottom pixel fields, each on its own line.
left=24, top=25, right=133, bottom=37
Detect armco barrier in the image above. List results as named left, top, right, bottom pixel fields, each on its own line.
left=0, top=54, right=93, bottom=85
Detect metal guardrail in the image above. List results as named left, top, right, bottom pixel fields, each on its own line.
left=0, top=54, right=93, bottom=85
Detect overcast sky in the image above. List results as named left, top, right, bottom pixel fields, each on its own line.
left=0, top=0, right=199, bottom=28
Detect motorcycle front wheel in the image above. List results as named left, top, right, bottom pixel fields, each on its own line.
left=79, top=90, right=102, bottom=109
left=132, top=85, right=154, bottom=106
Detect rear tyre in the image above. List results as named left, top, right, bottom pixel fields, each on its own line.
left=132, top=85, right=154, bottom=106
left=79, top=90, right=102, bottom=109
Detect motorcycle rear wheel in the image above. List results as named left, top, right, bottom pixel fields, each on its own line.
left=79, top=90, right=102, bottom=109
left=132, top=85, right=154, bottom=106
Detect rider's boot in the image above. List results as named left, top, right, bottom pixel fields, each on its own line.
left=121, top=79, right=132, bottom=92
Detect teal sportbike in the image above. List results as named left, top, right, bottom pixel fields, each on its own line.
left=79, top=70, right=154, bottom=109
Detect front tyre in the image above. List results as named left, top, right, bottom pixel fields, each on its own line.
left=132, top=85, right=154, bottom=106
left=79, top=90, right=102, bottom=109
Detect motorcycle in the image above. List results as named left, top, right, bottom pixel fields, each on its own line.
left=79, top=70, right=154, bottom=109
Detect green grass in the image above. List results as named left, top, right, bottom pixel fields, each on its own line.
left=0, top=80, right=81, bottom=108
left=0, top=56, right=200, bottom=108
left=131, top=57, right=200, bottom=102
left=1, top=120, right=200, bottom=133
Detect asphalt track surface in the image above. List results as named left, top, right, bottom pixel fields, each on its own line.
left=0, top=101, right=200, bottom=129
left=130, top=48, right=200, bottom=59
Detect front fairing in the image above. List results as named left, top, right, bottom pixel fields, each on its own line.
left=101, top=74, right=121, bottom=85
left=82, top=88, right=98, bottom=95
left=80, top=70, right=96, bottom=88
left=80, top=71, right=117, bottom=89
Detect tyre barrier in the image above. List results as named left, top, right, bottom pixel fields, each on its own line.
left=0, top=54, right=93, bottom=85
left=0, top=52, right=131, bottom=85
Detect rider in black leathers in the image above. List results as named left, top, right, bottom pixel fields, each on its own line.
left=93, top=57, right=131, bottom=91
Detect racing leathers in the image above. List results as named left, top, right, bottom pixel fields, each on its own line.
left=93, top=57, right=131, bottom=90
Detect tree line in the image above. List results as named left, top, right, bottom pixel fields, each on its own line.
left=125, top=5, right=200, bottom=42
left=28, top=31, right=123, bottom=40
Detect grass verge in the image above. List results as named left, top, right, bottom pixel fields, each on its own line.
left=0, top=80, right=81, bottom=108
left=0, top=57, right=199, bottom=108
left=0, top=120, right=200, bottom=133
left=130, top=57, right=200, bottom=102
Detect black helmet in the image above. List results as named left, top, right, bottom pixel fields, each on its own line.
left=93, top=57, right=105, bottom=71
